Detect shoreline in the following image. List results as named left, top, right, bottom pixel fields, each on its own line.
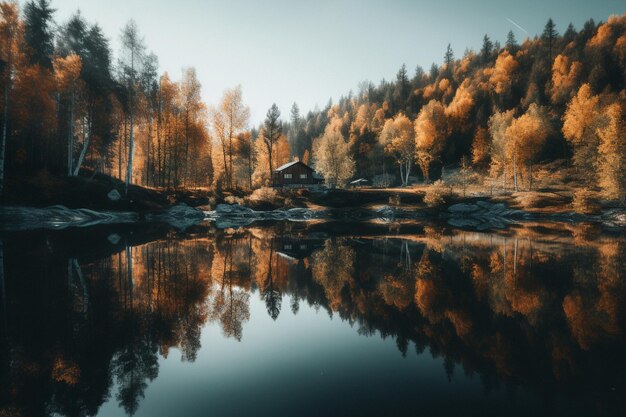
left=1, top=200, right=624, bottom=232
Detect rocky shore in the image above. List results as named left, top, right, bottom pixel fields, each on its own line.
left=1, top=200, right=624, bottom=231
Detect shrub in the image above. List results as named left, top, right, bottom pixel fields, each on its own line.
left=572, top=189, right=601, bottom=214
left=424, top=180, right=450, bottom=207
left=249, top=186, right=278, bottom=202
left=224, top=195, right=244, bottom=205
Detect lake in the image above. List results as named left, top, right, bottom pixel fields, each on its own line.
left=0, top=220, right=624, bottom=416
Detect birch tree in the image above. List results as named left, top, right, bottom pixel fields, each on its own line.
left=119, top=20, right=146, bottom=194
left=53, top=54, right=82, bottom=175
left=379, top=113, right=415, bottom=186
left=313, top=122, right=354, bottom=188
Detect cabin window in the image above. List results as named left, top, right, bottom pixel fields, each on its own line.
left=284, top=244, right=292, bottom=250
left=284, top=173, right=292, bottom=179
left=300, top=173, right=307, bottom=179
left=300, top=244, right=307, bottom=249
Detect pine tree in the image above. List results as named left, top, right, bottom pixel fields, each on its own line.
left=505, top=30, right=518, bottom=51
left=443, top=44, right=454, bottom=75
left=542, top=18, right=558, bottom=62
left=263, top=103, right=282, bottom=174
left=481, top=34, right=493, bottom=62
left=24, top=0, right=55, bottom=68
left=394, top=64, right=410, bottom=109
left=563, top=23, right=576, bottom=42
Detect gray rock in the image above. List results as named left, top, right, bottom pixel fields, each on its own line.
left=476, top=200, right=493, bottom=209
left=107, top=233, right=121, bottom=244
left=215, top=204, right=254, bottom=216
left=145, top=203, right=205, bottom=229
left=448, top=203, right=480, bottom=214
left=448, top=218, right=482, bottom=228
left=0, top=206, right=138, bottom=230
left=107, top=189, right=122, bottom=201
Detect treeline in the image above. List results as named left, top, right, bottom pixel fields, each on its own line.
left=271, top=15, right=624, bottom=197
left=0, top=0, right=212, bottom=194
left=1, top=2, right=625, bottom=200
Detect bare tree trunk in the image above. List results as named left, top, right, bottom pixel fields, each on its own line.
left=405, top=160, right=411, bottom=185
left=73, top=111, right=92, bottom=176
left=125, top=49, right=135, bottom=195
left=513, top=148, right=518, bottom=192
left=125, top=112, right=134, bottom=193
left=0, top=81, right=9, bottom=196
left=68, top=89, right=75, bottom=176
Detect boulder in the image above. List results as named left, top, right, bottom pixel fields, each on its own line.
left=448, top=203, right=480, bottom=214
left=107, top=189, right=122, bottom=201
left=215, top=204, right=254, bottom=216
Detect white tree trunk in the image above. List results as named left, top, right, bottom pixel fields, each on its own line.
left=73, top=115, right=91, bottom=176
left=513, top=148, right=518, bottom=192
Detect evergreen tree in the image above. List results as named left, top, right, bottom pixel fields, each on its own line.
left=563, top=23, right=576, bottom=43
left=393, top=63, right=410, bottom=110
left=263, top=103, right=282, bottom=173
left=542, top=18, right=558, bottom=62
left=429, top=63, right=439, bottom=80
left=24, top=0, right=55, bottom=68
left=481, top=34, right=493, bottom=62
left=506, top=30, right=518, bottom=51
left=444, top=43, right=454, bottom=74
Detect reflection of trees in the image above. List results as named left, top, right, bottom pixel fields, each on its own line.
left=0, top=234, right=214, bottom=417
left=112, top=337, right=159, bottom=416
left=1, top=226, right=625, bottom=416
left=311, top=238, right=355, bottom=311
left=263, top=244, right=282, bottom=321
left=210, top=239, right=250, bottom=341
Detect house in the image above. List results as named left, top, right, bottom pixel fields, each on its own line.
left=271, top=161, right=324, bottom=188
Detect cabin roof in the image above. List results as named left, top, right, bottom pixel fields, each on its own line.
left=274, top=160, right=317, bottom=172
left=274, top=161, right=302, bottom=171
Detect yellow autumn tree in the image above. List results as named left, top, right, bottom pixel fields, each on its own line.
left=379, top=113, right=415, bottom=185
left=414, top=99, right=447, bottom=181
left=312, top=120, right=355, bottom=188
left=562, top=84, right=602, bottom=179
left=550, top=54, right=582, bottom=105
left=471, top=127, right=490, bottom=169
left=596, top=101, right=625, bottom=200
left=504, top=104, right=551, bottom=190
left=488, top=109, right=515, bottom=189
left=489, top=51, right=518, bottom=95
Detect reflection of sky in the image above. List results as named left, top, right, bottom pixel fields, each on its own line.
left=97, top=293, right=529, bottom=417
left=47, top=0, right=625, bottom=125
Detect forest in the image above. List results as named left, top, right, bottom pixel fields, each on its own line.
left=0, top=1, right=624, bottom=211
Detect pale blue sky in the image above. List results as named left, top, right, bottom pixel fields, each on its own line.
left=42, top=0, right=625, bottom=124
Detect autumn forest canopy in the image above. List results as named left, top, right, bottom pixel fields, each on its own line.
left=0, top=1, right=624, bottom=203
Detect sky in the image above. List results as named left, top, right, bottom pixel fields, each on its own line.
left=43, top=0, right=625, bottom=125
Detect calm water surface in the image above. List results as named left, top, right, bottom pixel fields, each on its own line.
left=0, top=221, right=624, bottom=416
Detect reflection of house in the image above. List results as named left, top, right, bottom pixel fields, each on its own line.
left=275, top=236, right=325, bottom=260
left=271, top=161, right=324, bottom=188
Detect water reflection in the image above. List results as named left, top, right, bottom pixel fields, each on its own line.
left=0, top=223, right=624, bottom=416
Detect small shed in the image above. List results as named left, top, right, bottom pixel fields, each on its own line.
left=349, top=178, right=370, bottom=188
left=271, top=161, right=324, bottom=187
